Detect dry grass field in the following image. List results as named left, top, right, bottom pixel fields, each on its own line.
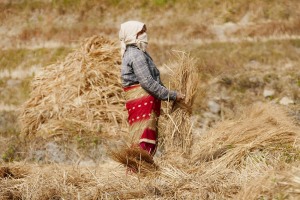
left=0, top=0, right=299, bottom=199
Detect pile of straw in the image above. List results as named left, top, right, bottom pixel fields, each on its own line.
left=159, top=52, right=199, bottom=154
left=19, top=36, right=126, bottom=137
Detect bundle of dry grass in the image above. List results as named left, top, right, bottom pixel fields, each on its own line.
left=19, top=36, right=126, bottom=138
left=0, top=164, right=29, bottom=199
left=109, top=146, right=158, bottom=174
left=0, top=166, right=26, bottom=179
left=192, top=103, right=300, bottom=169
left=160, top=52, right=199, bottom=154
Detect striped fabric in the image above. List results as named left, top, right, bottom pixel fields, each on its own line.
left=124, top=84, right=161, bottom=155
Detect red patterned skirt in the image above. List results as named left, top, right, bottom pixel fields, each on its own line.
left=123, top=84, right=161, bottom=156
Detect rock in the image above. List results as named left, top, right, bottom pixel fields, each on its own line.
left=263, top=89, right=275, bottom=98
left=249, top=76, right=260, bottom=83
left=279, top=97, right=294, bottom=105
left=79, top=159, right=96, bottom=167
left=46, top=142, right=66, bottom=163
left=32, top=150, right=46, bottom=162
left=202, top=112, right=220, bottom=131
left=239, top=12, right=251, bottom=25
left=6, top=79, right=21, bottom=87
left=208, top=101, right=221, bottom=114
left=211, top=22, right=239, bottom=40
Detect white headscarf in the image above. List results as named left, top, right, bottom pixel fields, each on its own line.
left=119, top=21, right=148, bottom=57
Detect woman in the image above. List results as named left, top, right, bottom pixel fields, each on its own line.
left=119, top=21, right=184, bottom=156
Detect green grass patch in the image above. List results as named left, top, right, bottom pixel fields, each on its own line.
left=0, top=47, right=72, bottom=71
left=290, top=39, right=300, bottom=48
left=191, top=39, right=300, bottom=77
left=2, top=144, right=16, bottom=162
left=1, top=0, right=299, bottom=22
left=0, top=77, right=32, bottom=106
left=0, top=111, right=19, bottom=137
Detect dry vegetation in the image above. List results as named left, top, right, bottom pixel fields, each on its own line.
left=1, top=0, right=300, bottom=199
left=1, top=103, right=300, bottom=199
left=19, top=36, right=125, bottom=138
left=160, top=52, right=199, bottom=155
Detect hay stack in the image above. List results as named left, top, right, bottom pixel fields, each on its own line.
left=19, top=36, right=126, bottom=137
left=160, top=52, right=199, bottom=154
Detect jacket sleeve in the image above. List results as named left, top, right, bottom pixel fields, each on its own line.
left=131, top=53, right=177, bottom=101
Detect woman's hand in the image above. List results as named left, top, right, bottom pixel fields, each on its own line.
left=176, top=92, right=185, bottom=101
